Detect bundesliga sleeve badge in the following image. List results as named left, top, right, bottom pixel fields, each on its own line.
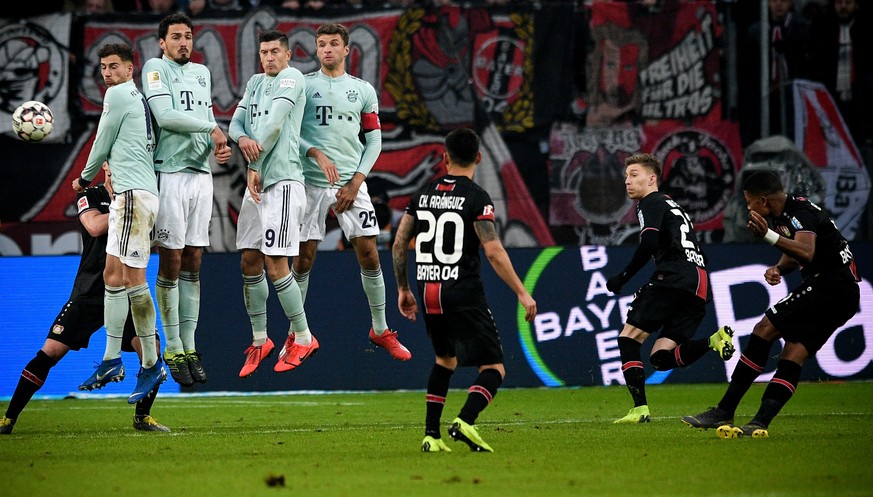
left=147, top=71, right=161, bottom=90
left=77, top=195, right=90, bottom=213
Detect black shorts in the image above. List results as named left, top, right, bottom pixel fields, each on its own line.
left=47, top=299, right=137, bottom=352
left=626, top=284, right=706, bottom=344
left=766, top=273, right=860, bottom=354
left=423, top=307, right=504, bottom=367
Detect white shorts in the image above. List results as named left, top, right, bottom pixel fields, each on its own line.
left=236, top=181, right=305, bottom=257
left=299, top=182, right=380, bottom=242
left=107, top=190, right=158, bottom=269
left=154, top=171, right=213, bottom=249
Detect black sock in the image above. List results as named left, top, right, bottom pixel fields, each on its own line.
left=751, top=359, right=802, bottom=428
left=425, top=364, right=453, bottom=438
left=135, top=384, right=161, bottom=418
left=458, top=369, right=503, bottom=425
left=618, top=337, right=647, bottom=407
left=673, top=338, right=710, bottom=367
left=5, top=351, right=57, bottom=421
left=649, top=338, right=710, bottom=371
left=718, top=334, right=773, bottom=414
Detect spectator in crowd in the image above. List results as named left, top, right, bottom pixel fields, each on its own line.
left=811, top=0, right=873, bottom=148
left=184, top=0, right=206, bottom=15
left=206, top=0, right=241, bottom=10
left=145, top=0, right=181, bottom=14
left=273, top=0, right=301, bottom=9
left=739, top=0, right=811, bottom=145
left=84, top=0, right=114, bottom=13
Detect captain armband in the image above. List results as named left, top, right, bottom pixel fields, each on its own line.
left=361, top=112, right=380, bottom=132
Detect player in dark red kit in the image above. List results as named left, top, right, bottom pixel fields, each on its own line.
left=607, top=153, right=734, bottom=424
left=683, top=169, right=860, bottom=438
left=393, top=128, right=536, bottom=452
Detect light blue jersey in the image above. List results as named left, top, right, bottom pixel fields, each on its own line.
left=299, top=71, right=381, bottom=188
left=81, top=79, right=158, bottom=196
left=142, top=56, right=216, bottom=174
left=229, top=66, right=306, bottom=190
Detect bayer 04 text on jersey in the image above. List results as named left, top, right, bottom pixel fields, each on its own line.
left=418, top=264, right=459, bottom=281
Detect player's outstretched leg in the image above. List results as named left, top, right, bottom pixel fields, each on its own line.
left=709, top=326, right=735, bottom=360
left=78, top=357, right=125, bottom=391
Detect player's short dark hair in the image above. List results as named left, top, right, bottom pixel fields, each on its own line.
left=97, top=43, right=134, bottom=63
left=158, top=13, right=194, bottom=41
left=625, top=153, right=662, bottom=179
left=259, top=30, right=289, bottom=49
left=445, top=128, right=480, bottom=166
left=743, top=169, right=784, bottom=196
left=316, top=23, right=349, bottom=46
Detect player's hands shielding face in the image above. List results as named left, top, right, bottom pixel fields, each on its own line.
left=747, top=210, right=769, bottom=238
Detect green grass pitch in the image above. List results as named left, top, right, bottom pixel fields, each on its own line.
left=1, top=382, right=871, bottom=497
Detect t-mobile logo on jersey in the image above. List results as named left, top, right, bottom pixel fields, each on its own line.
left=179, top=90, right=195, bottom=111
left=315, top=105, right=332, bottom=126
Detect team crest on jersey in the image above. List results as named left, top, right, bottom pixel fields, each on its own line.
left=779, top=226, right=792, bottom=237
left=481, top=205, right=495, bottom=220
left=77, top=196, right=90, bottom=212
left=280, top=78, right=295, bottom=88
left=196, top=75, right=207, bottom=87
left=147, top=71, right=161, bottom=90
left=51, top=324, right=63, bottom=335
left=346, top=90, right=359, bottom=103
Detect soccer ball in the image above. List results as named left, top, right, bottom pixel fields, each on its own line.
left=12, top=101, right=54, bottom=142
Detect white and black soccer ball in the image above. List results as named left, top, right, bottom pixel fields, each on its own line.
left=12, top=100, right=54, bottom=142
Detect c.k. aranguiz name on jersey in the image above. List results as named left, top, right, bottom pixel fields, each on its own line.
left=417, top=194, right=466, bottom=211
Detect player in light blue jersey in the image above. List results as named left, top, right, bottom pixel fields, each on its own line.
left=142, top=13, right=231, bottom=387
left=293, top=23, right=411, bottom=362
left=72, top=43, right=167, bottom=405
left=229, top=30, right=318, bottom=377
